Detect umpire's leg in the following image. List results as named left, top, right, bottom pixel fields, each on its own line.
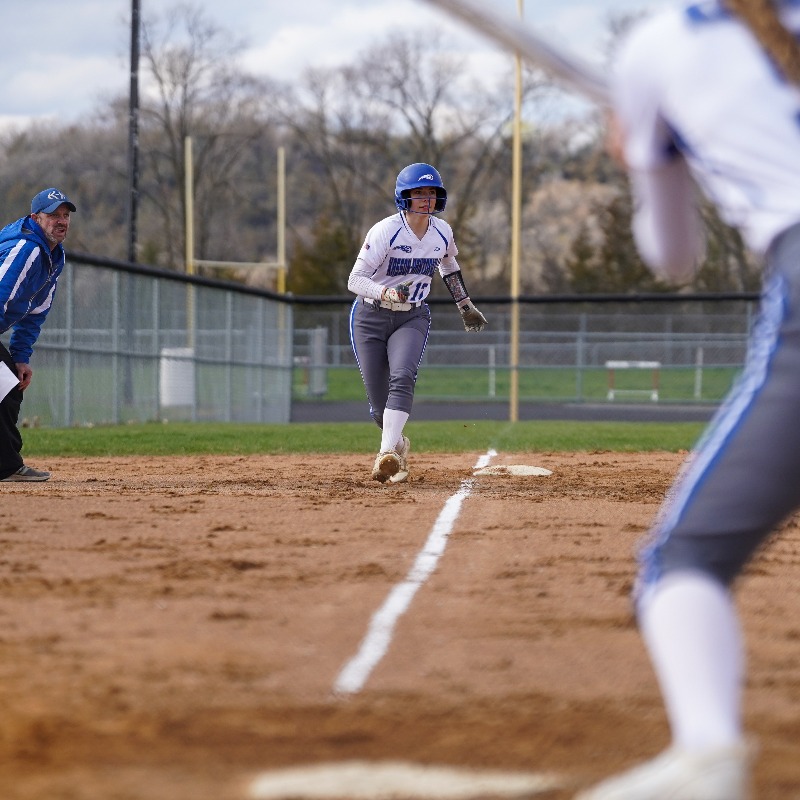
left=0, top=342, right=24, bottom=479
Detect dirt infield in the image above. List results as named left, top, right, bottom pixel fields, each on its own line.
left=1, top=451, right=798, bottom=799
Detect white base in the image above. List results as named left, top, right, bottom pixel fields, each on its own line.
left=249, top=760, right=562, bottom=799
left=474, top=465, right=552, bottom=477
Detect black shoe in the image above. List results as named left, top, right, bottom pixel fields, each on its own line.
left=2, top=465, right=51, bottom=482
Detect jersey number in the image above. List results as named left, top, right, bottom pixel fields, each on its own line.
left=408, top=281, right=425, bottom=302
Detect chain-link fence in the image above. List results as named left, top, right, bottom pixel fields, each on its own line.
left=17, top=255, right=292, bottom=427
left=10, top=253, right=760, bottom=427
left=293, top=296, right=759, bottom=407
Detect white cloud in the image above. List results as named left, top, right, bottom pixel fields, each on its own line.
left=0, top=0, right=662, bottom=125
left=239, top=0, right=491, bottom=82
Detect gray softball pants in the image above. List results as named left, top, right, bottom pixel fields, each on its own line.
left=349, top=299, right=431, bottom=429
left=639, top=222, right=800, bottom=592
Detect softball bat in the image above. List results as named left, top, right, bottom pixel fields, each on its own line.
left=418, top=0, right=611, bottom=106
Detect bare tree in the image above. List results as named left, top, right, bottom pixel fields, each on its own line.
left=138, top=2, right=274, bottom=271
left=273, top=30, right=550, bottom=293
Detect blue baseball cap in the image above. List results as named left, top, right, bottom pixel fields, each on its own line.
left=31, top=188, right=77, bottom=215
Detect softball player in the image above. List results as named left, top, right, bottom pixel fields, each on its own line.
left=578, top=2, right=800, bottom=798
left=348, top=163, right=486, bottom=483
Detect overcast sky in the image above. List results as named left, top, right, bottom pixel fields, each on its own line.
left=0, top=0, right=663, bottom=132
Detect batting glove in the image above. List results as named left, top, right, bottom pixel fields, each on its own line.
left=382, top=284, right=410, bottom=304
left=458, top=301, right=487, bottom=332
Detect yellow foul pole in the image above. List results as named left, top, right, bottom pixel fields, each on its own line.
left=276, top=146, right=287, bottom=293
left=184, top=136, right=194, bottom=276
left=509, top=0, right=523, bottom=422
left=184, top=136, right=196, bottom=348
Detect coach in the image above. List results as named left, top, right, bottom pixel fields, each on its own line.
left=0, top=188, right=76, bottom=482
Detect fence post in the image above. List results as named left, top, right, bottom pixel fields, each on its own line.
left=63, top=263, right=74, bottom=427
left=309, top=327, right=328, bottom=397
left=488, top=345, right=496, bottom=398
left=111, top=270, right=121, bottom=424
left=575, top=313, right=586, bottom=401
left=153, top=278, right=161, bottom=417
left=225, top=291, right=233, bottom=422
left=694, top=346, right=704, bottom=400
left=258, top=299, right=265, bottom=423
left=190, top=283, right=198, bottom=423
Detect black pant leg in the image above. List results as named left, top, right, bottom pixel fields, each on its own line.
left=0, top=341, right=24, bottom=478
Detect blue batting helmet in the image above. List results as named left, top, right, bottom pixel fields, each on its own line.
left=394, top=163, right=447, bottom=213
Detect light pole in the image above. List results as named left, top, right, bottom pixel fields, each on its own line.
left=122, top=0, right=141, bottom=406
left=126, top=0, right=141, bottom=263
left=509, top=0, right=524, bottom=422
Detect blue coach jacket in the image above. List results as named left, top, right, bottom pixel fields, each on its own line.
left=0, top=216, right=65, bottom=364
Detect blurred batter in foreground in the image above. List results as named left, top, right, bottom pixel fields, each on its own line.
left=578, top=2, right=800, bottom=798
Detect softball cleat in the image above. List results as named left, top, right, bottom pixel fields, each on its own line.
left=372, top=450, right=401, bottom=483
left=575, top=743, right=750, bottom=800
left=389, top=435, right=411, bottom=484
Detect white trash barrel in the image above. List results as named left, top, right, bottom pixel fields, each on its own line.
left=159, top=347, right=195, bottom=407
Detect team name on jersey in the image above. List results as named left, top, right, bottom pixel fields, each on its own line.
left=387, top=257, right=441, bottom=277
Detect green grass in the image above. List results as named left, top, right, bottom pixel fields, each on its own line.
left=295, top=365, right=740, bottom=404
left=20, top=419, right=707, bottom=457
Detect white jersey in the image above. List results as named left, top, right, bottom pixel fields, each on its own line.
left=613, top=0, right=800, bottom=255
left=347, top=212, right=461, bottom=303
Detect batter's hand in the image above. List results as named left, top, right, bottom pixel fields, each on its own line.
left=15, top=362, right=32, bottom=390
left=459, top=302, right=487, bottom=332
left=606, top=112, right=628, bottom=168
left=381, top=284, right=410, bottom=304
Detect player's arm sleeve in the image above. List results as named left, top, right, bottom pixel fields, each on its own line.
left=441, top=267, right=471, bottom=305
left=628, top=159, right=706, bottom=284
left=612, top=22, right=706, bottom=283
left=442, top=266, right=487, bottom=332
left=436, top=229, right=475, bottom=306
left=435, top=224, right=461, bottom=278
left=437, top=256, right=461, bottom=278
left=347, top=226, right=388, bottom=301
left=347, top=263, right=384, bottom=300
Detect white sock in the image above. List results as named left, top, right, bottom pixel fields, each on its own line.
left=380, top=408, right=409, bottom=452
left=639, top=571, right=743, bottom=751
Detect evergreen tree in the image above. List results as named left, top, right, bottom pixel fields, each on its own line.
left=564, top=224, right=598, bottom=292
left=566, top=189, right=671, bottom=294
left=287, top=215, right=357, bottom=295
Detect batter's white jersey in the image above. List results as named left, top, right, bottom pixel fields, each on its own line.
left=613, top=0, right=800, bottom=255
left=348, top=212, right=461, bottom=303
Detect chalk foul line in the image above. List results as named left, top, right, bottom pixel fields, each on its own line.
left=333, top=449, right=496, bottom=696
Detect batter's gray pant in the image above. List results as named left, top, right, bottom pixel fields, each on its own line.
left=349, top=299, right=431, bottom=428
left=640, top=222, right=800, bottom=591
